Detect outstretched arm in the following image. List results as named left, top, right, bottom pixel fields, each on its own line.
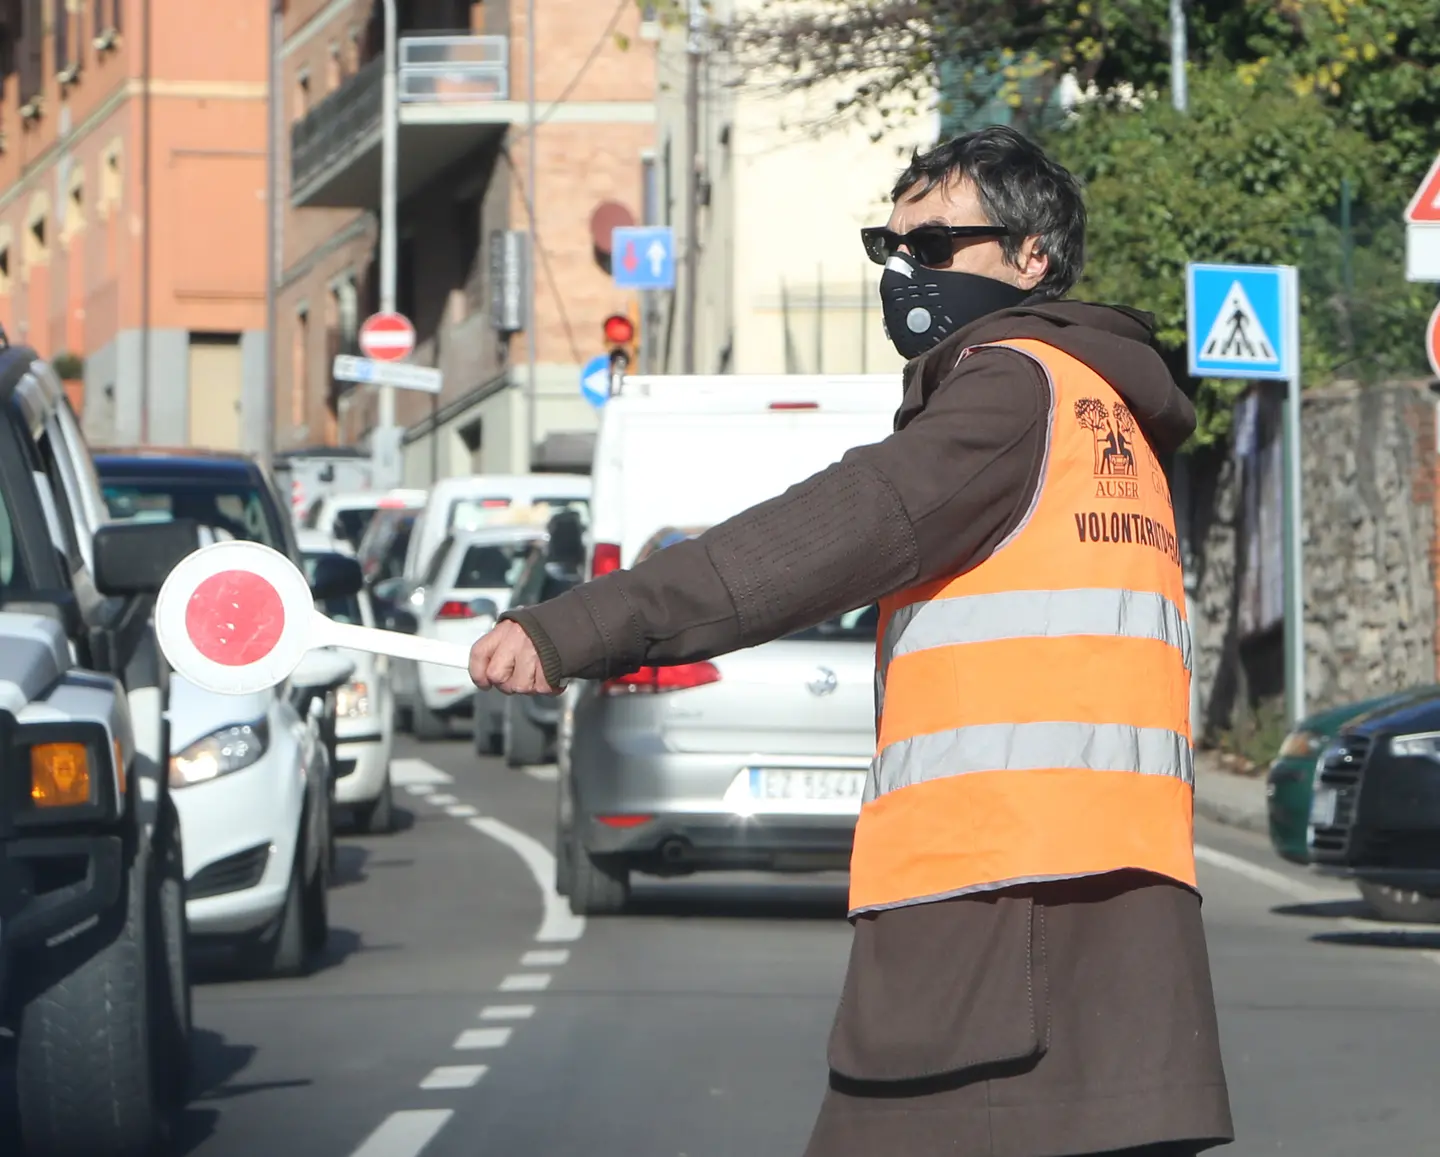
left=474, top=350, right=1048, bottom=691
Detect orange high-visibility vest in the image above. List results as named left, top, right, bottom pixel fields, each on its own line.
left=849, top=337, right=1195, bottom=917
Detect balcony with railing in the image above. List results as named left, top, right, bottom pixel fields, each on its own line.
left=291, top=34, right=514, bottom=210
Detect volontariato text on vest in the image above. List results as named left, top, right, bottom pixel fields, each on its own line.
left=848, top=338, right=1194, bottom=919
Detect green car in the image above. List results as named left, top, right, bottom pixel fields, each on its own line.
left=1266, top=687, right=1440, bottom=863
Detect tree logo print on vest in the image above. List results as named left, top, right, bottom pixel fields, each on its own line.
left=1074, top=397, right=1140, bottom=499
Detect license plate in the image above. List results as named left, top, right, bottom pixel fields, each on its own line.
left=1309, top=787, right=1338, bottom=827
left=748, top=769, right=865, bottom=802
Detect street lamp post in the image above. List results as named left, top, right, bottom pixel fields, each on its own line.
left=375, top=0, right=401, bottom=488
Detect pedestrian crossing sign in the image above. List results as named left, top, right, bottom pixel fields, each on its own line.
left=1186, top=262, right=1298, bottom=382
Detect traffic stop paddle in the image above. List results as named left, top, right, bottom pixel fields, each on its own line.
left=155, top=539, right=476, bottom=695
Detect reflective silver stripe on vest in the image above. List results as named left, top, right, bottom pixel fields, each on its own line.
left=880, top=587, right=1192, bottom=683
left=866, top=721, right=1193, bottom=804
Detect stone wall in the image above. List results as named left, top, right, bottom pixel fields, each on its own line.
left=1187, top=379, right=1439, bottom=743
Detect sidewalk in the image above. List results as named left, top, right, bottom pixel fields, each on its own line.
left=1193, top=749, right=1269, bottom=834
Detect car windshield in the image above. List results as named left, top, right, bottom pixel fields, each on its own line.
left=332, top=506, right=376, bottom=549
left=0, top=487, right=28, bottom=595
left=302, top=553, right=364, bottom=624
left=636, top=525, right=877, bottom=642
left=358, top=509, right=414, bottom=583
left=100, top=479, right=283, bottom=550
left=454, top=541, right=532, bottom=589
left=450, top=496, right=589, bottom=534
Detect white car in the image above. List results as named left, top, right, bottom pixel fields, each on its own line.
left=391, top=524, right=543, bottom=741
left=297, top=528, right=396, bottom=833
left=95, top=450, right=357, bottom=978
left=302, top=487, right=427, bottom=551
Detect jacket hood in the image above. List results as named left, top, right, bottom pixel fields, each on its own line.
left=902, top=299, right=1196, bottom=454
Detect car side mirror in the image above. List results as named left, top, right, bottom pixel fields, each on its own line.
left=383, top=608, right=420, bottom=634
left=93, top=519, right=204, bottom=596
left=470, top=597, right=499, bottom=620
left=309, top=552, right=363, bottom=601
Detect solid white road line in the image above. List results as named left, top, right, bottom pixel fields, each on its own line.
left=499, top=972, right=552, bottom=992
left=467, top=815, right=587, bottom=943
left=453, top=1027, right=514, bottom=1050
left=404, top=784, right=435, bottom=797
left=481, top=1004, right=535, bottom=1020
left=391, top=759, right=454, bottom=786
left=446, top=803, right=479, bottom=817
left=348, top=1110, right=453, bottom=1157
left=524, top=764, right=559, bottom=782
left=522, top=948, right=570, bottom=967
left=420, top=1065, right=488, bottom=1090
left=428, top=793, right=458, bottom=807
left=1193, top=844, right=1326, bottom=902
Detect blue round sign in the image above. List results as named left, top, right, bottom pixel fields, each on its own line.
left=580, top=354, right=611, bottom=408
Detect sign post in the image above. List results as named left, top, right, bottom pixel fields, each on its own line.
left=357, top=311, right=416, bottom=489
left=1186, top=262, right=1304, bottom=724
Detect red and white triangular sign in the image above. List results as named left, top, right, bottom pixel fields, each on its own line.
left=1406, top=152, right=1440, bottom=224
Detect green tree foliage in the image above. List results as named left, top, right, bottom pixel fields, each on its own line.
left=1045, top=67, right=1438, bottom=445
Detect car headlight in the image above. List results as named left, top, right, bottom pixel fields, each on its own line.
left=170, top=719, right=270, bottom=788
left=336, top=680, right=370, bottom=719
left=1276, top=729, right=1323, bottom=759
left=1390, top=731, right=1440, bottom=761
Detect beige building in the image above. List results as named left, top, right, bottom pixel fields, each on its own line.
left=645, top=0, right=928, bottom=380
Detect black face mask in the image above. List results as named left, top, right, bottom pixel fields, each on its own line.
left=879, top=253, right=1030, bottom=361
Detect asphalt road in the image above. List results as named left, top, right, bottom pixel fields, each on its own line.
left=10, top=735, right=1440, bottom=1155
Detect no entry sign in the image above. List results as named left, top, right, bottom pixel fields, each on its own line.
left=358, top=312, right=416, bottom=363
left=156, top=541, right=476, bottom=696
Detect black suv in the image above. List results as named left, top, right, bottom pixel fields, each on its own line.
left=0, top=341, right=201, bottom=1154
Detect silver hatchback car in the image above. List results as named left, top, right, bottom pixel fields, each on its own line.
left=556, top=526, right=878, bottom=914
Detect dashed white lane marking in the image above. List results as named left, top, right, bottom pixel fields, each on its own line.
left=524, top=764, right=559, bottom=782
left=467, top=815, right=586, bottom=943
left=446, top=803, right=479, bottom=817
left=499, top=972, right=552, bottom=992
left=428, top=793, right=458, bottom=806
left=348, top=1109, right=453, bottom=1157
left=522, top=948, right=569, bottom=966
left=454, top=1026, right=514, bottom=1050
left=404, top=784, right=435, bottom=797
left=391, top=759, right=454, bottom=786
left=1194, top=844, right=1326, bottom=902
left=481, top=1004, right=535, bottom=1020
left=420, top=1065, right=488, bottom=1090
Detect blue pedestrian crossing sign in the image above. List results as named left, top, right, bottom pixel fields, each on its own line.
left=580, top=353, right=611, bottom=408
left=1186, top=262, right=1298, bottom=381
left=611, top=226, right=676, bottom=291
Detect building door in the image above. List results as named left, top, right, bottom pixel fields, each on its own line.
left=187, top=332, right=242, bottom=450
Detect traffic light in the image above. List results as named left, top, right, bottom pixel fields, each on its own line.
left=603, top=307, right=640, bottom=374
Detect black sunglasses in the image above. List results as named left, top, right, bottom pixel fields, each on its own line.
left=861, top=224, right=1010, bottom=268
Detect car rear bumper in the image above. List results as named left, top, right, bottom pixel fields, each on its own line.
left=585, top=811, right=855, bottom=872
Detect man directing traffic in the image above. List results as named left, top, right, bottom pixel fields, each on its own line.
left=470, top=125, right=1234, bottom=1157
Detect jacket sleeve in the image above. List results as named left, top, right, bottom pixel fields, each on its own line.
left=503, top=348, right=1049, bottom=686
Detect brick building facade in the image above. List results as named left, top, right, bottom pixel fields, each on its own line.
left=279, top=0, right=658, bottom=480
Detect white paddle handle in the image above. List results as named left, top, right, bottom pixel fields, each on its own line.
left=316, top=618, right=474, bottom=671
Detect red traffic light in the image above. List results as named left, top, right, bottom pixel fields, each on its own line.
left=603, top=314, right=634, bottom=345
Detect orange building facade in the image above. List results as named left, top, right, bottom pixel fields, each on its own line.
left=0, top=0, right=269, bottom=450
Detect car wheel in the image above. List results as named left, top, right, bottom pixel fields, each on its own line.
left=303, top=842, right=331, bottom=959
left=504, top=700, right=548, bottom=768
left=155, top=797, right=193, bottom=1107
left=252, top=849, right=312, bottom=978
left=15, top=832, right=179, bottom=1155
left=567, top=823, right=629, bottom=916
left=355, top=770, right=395, bottom=834
left=555, top=793, right=573, bottom=898
left=412, top=697, right=448, bottom=741
left=1358, top=881, right=1440, bottom=924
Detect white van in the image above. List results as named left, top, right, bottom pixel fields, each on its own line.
left=403, top=472, right=591, bottom=580
left=584, top=374, right=900, bottom=579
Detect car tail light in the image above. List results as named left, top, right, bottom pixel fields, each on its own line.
left=592, top=541, right=621, bottom=577
left=769, top=402, right=819, bottom=410
left=601, top=661, right=720, bottom=695
left=596, top=814, right=653, bottom=828
left=436, top=600, right=474, bottom=620
left=481, top=498, right=510, bottom=508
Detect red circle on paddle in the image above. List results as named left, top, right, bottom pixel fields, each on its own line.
left=184, top=570, right=287, bottom=668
